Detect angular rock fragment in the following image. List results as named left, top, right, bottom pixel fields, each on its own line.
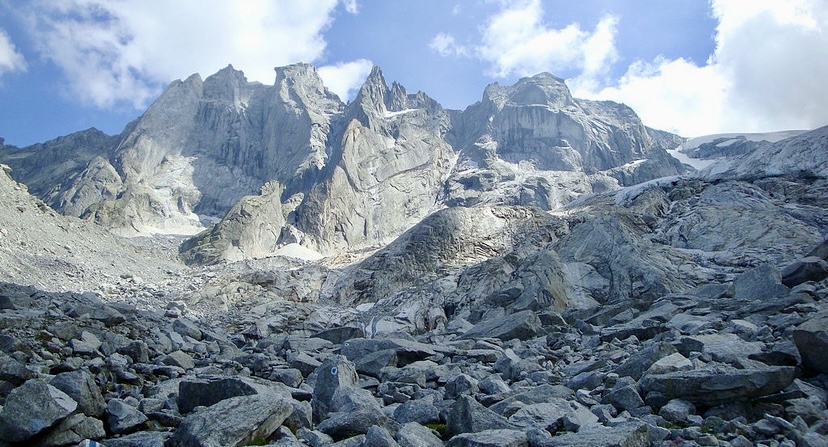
left=0, top=349, right=33, bottom=386
left=0, top=379, right=78, bottom=442
left=50, top=370, right=107, bottom=418
left=782, top=256, right=828, bottom=288
left=311, top=355, right=359, bottom=423
left=169, top=393, right=293, bottom=447
left=396, top=422, right=445, bottom=447
left=446, top=396, right=514, bottom=437
left=107, top=399, right=148, bottom=435
left=793, top=309, right=828, bottom=373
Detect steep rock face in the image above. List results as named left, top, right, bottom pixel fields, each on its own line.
left=444, top=73, right=684, bottom=209
left=179, top=181, right=287, bottom=264
left=711, top=125, right=828, bottom=180
left=4, top=65, right=689, bottom=263
left=87, top=64, right=343, bottom=235
left=294, top=67, right=455, bottom=253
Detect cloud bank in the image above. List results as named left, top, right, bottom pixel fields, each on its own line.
left=16, top=0, right=368, bottom=108
left=432, top=0, right=828, bottom=136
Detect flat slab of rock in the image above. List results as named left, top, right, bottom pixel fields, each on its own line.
left=530, top=421, right=649, bottom=447
left=447, top=429, right=528, bottom=447
left=340, top=338, right=445, bottom=365
left=168, top=393, right=293, bottom=447
left=461, top=310, right=542, bottom=341
left=676, top=333, right=764, bottom=364
left=103, top=430, right=169, bottom=447
left=639, top=365, right=796, bottom=407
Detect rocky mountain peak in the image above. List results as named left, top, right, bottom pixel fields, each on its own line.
left=506, top=72, right=574, bottom=109
left=481, top=72, right=574, bottom=111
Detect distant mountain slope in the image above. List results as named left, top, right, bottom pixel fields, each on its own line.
left=0, top=164, right=183, bottom=294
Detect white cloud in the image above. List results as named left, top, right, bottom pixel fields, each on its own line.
left=437, top=0, right=828, bottom=136
left=17, top=0, right=341, bottom=109
left=476, top=0, right=619, bottom=79
left=342, top=0, right=359, bottom=15
left=581, top=0, right=828, bottom=136
left=586, top=58, right=727, bottom=137
left=0, top=29, right=26, bottom=75
left=318, top=58, right=373, bottom=102
left=429, top=33, right=469, bottom=58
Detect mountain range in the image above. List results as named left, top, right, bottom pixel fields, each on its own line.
left=0, top=64, right=827, bottom=447
left=1, top=63, right=684, bottom=263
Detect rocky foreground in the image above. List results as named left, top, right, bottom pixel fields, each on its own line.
left=0, top=241, right=827, bottom=447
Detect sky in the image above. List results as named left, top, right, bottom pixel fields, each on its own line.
left=0, top=0, right=827, bottom=147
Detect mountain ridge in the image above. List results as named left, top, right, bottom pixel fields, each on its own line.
left=1, top=63, right=686, bottom=263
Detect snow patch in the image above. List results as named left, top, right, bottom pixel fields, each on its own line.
left=270, top=243, right=324, bottom=261
left=666, top=148, right=718, bottom=170
left=614, top=175, right=682, bottom=206
left=384, top=108, right=419, bottom=119
left=682, top=130, right=808, bottom=150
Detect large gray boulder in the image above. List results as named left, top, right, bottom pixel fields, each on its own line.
left=639, top=365, right=797, bottom=407
left=316, top=384, right=394, bottom=440
left=782, top=256, right=828, bottom=287
left=311, top=355, right=359, bottom=423
left=793, top=310, right=828, bottom=374
left=177, top=376, right=285, bottom=414
left=461, top=310, right=543, bottom=341
left=0, top=379, right=78, bottom=442
left=732, top=264, right=790, bottom=302
left=50, top=370, right=106, bottom=418
left=446, top=396, right=514, bottom=437
left=168, top=393, right=293, bottom=447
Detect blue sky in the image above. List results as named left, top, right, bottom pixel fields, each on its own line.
left=1, top=0, right=826, bottom=147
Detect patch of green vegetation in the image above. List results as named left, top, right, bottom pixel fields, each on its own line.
left=425, top=422, right=447, bottom=438
left=246, top=436, right=268, bottom=446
